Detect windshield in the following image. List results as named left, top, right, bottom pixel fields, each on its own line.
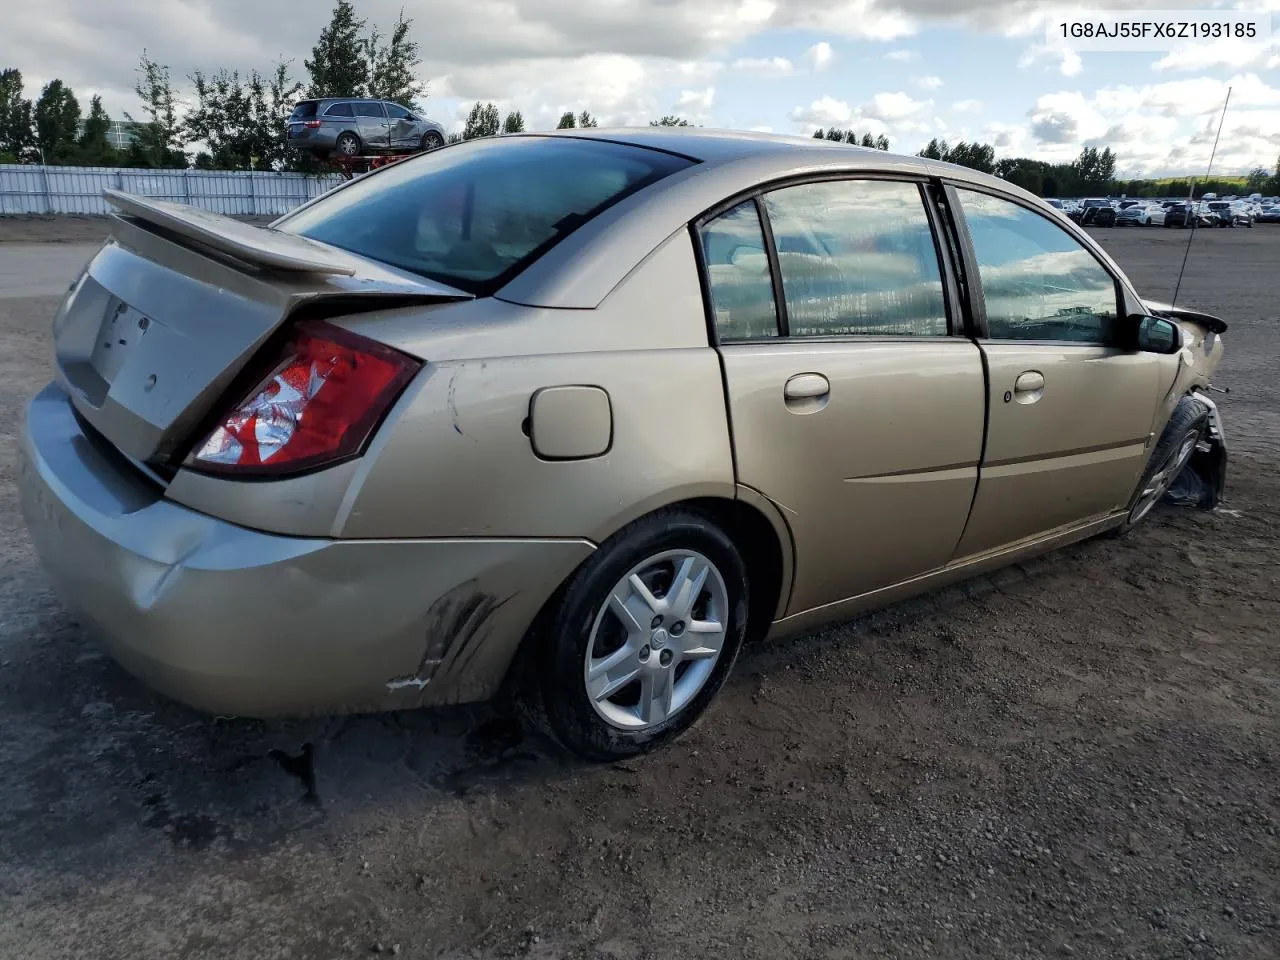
left=278, top=136, right=695, bottom=293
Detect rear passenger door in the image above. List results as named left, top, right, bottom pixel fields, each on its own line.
left=699, top=178, right=987, bottom=617
left=947, top=186, right=1164, bottom=557
left=353, top=101, right=390, bottom=151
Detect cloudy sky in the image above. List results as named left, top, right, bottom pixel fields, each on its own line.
left=3, top=0, right=1279, bottom=176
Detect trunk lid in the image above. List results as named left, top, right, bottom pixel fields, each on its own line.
left=54, top=191, right=471, bottom=467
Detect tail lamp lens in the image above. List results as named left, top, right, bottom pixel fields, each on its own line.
left=186, top=320, right=420, bottom=477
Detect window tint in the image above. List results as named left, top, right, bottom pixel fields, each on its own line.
left=699, top=201, right=779, bottom=340
left=763, top=180, right=948, bottom=337
left=385, top=103, right=410, bottom=119
left=323, top=102, right=354, bottom=118
left=290, top=101, right=318, bottom=120
left=957, top=189, right=1120, bottom=344
left=279, top=136, right=694, bottom=293
left=353, top=101, right=385, bottom=117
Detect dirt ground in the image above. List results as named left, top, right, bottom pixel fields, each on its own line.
left=0, top=221, right=1277, bottom=960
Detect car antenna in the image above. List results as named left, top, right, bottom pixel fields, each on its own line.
left=1172, top=85, right=1231, bottom=307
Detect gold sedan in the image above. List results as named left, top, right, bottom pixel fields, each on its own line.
left=18, top=130, right=1228, bottom=759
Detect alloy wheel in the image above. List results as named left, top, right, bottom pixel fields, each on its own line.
left=584, top=549, right=730, bottom=731
left=1130, top=432, right=1200, bottom=525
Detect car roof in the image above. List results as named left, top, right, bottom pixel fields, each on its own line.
left=535, top=126, right=1020, bottom=192
left=491, top=127, right=1081, bottom=309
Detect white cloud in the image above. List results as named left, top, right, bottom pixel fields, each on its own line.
left=1019, top=42, right=1082, bottom=77
left=805, top=41, right=834, bottom=71
left=1152, top=37, right=1280, bottom=73
left=675, top=86, right=716, bottom=123
left=914, top=75, right=943, bottom=90
left=866, top=91, right=932, bottom=119
left=952, top=99, right=984, bottom=113
left=1017, top=73, right=1280, bottom=176
left=884, top=48, right=918, bottom=61
left=732, top=56, right=794, bottom=77
left=790, top=88, right=931, bottom=145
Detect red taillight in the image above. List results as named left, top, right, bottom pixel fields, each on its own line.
left=304, top=119, right=322, bottom=128
left=186, top=320, right=420, bottom=477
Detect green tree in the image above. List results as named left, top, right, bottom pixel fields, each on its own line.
left=260, top=59, right=304, bottom=171
left=578, top=110, right=597, bottom=128
left=462, top=102, right=501, bottom=139
left=33, top=79, right=80, bottom=163
left=650, top=115, right=690, bottom=126
left=306, top=0, right=368, bottom=98
left=0, top=67, right=34, bottom=162
left=77, top=95, right=117, bottom=166
left=556, top=111, right=576, bottom=129
left=945, top=141, right=995, bottom=174
left=126, top=50, right=186, bottom=168
left=366, top=8, right=424, bottom=105
left=1246, top=166, right=1270, bottom=193
left=917, top=137, right=947, bottom=160
left=502, top=110, right=525, bottom=133
left=186, top=68, right=256, bottom=169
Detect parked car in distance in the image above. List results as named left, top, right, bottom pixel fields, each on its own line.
left=1164, top=201, right=1212, bottom=228
left=287, top=98, right=446, bottom=158
left=1081, top=204, right=1117, bottom=227
left=1206, top=200, right=1253, bottom=227
left=1257, top=203, right=1280, bottom=223
left=18, top=130, right=1230, bottom=760
left=1117, top=202, right=1162, bottom=226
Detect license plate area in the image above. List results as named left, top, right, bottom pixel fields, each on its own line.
left=89, top=299, right=150, bottom=384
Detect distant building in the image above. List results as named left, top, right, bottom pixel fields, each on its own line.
left=106, top=121, right=144, bottom=150
left=73, top=119, right=145, bottom=150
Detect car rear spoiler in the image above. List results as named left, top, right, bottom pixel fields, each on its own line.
left=104, top=189, right=360, bottom=276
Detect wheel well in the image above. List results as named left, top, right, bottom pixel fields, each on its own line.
left=682, top=497, right=785, bottom=644
left=494, top=496, right=787, bottom=709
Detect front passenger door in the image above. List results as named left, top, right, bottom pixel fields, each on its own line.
left=950, top=188, right=1166, bottom=558
left=385, top=102, right=416, bottom=149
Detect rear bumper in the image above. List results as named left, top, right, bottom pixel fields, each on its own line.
left=18, top=384, right=593, bottom=717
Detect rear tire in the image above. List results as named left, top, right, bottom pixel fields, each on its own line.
left=336, top=132, right=361, bottom=157
left=538, top=509, right=749, bottom=761
left=1112, top=396, right=1209, bottom=537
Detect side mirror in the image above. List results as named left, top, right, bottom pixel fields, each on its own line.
left=1133, top=315, right=1182, bottom=354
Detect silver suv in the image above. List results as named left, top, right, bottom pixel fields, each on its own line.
left=287, top=98, right=446, bottom=158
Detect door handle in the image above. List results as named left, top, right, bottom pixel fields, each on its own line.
left=783, top=373, right=830, bottom=414
left=784, top=373, right=830, bottom=401
left=1011, top=370, right=1045, bottom=405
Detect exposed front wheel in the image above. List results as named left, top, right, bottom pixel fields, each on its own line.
left=539, top=510, right=749, bottom=760
left=1113, top=397, right=1209, bottom=536
left=421, top=131, right=444, bottom=151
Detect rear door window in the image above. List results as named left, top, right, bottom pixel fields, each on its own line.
left=324, top=102, right=354, bottom=118
left=354, top=102, right=386, bottom=117
left=279, top=136, right=695, bottom=293
left=763, top=179, right=949, bottom=337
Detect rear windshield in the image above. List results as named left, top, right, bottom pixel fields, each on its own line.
left=290, top=101, right=318, bottom=120
left=278, top=136, right=695, bottom=293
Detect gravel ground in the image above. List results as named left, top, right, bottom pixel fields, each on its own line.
left=0, top=222, right=1277, bottom=960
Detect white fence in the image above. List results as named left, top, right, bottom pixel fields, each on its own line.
left=0, top=165, right=345, bottom=217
